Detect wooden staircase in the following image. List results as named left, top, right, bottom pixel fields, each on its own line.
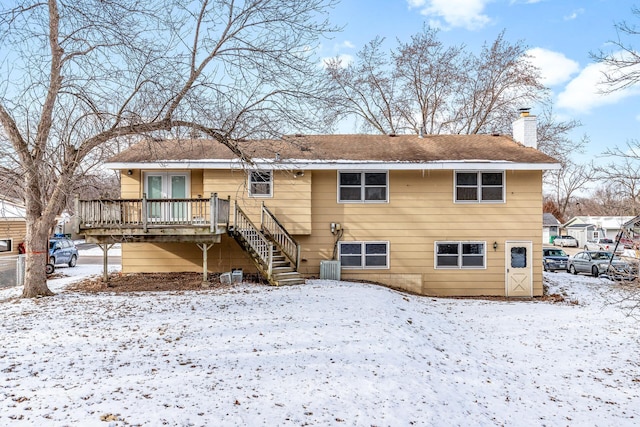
left=231, top=204, right=305, bottom=286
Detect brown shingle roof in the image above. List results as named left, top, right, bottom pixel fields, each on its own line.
left=108, top=134, right=558, bottom=164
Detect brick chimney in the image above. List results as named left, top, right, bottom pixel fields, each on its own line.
left=512, top=108, right=537, bottom=149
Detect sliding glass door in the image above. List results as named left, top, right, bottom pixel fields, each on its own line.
left=144, top=172, right=190, bottom=222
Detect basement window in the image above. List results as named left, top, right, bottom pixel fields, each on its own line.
left=0, top=239, right=12, bottom=253
left=339, top=241, right=389, bottom=269
left=435, top=241, right=486, bottom=269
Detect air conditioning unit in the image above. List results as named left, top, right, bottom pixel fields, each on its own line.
left=320, top=260, right=341, bottom=281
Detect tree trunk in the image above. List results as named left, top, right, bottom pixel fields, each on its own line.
left=22, top=217, right=55, bottom=298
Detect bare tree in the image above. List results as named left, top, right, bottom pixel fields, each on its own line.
left=450, top=31, right=546, bottom=135
left=535, top=107, right=582, bottom=165
left=545, top=143, right=594, bottom=220
left=323, top=28, right=546, bottom=135
left=593, top=153, right=640, bottom=215
left=392, top=26, right=465, bottom=134
left=0, top=0, right=338, bottom=297
left=591, top=6, right=640, bottom=93
left=324, top=37, right=403, bottom=134
left=581, top=183, right=629, bottom=216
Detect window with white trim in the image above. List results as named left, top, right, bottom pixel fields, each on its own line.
left=338, top=171, right=388, bottom=203
left=0, top=239, right=12, bottom=253
left=435, top=241, right=486, bottom=269
left=249, top=171, right=273, bottom=197
left=339, top=241, right=389, bottom=269
left=455, top=171, right=504, bottom=202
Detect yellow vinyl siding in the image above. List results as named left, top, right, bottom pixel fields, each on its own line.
left=306, top=169, right=543, bottom=297
left=121, top=235, right=257, bottom=274
left=203, top=169, right=311, bottom=234
left=0, top=220, right=27, bottom=256
left=120, top=166, right=544, bottom=297
left=121, top=170, right=141, bottom=198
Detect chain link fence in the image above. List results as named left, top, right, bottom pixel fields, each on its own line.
left=0, top=255, right=25, bottom=288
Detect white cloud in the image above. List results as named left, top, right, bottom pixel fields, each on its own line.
left=526, top=48, right=579, bottom=86
left=319, top=54, right=354, bottom=69
left=563, top=8, right=584, bottom=21
left=340, top=41, right=355, bottom=49
left=408, top=0, right=492, bottom=30
left=556, top=57, right=640, bottom=114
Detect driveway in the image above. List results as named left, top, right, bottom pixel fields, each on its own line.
left=76, top=243, right=122, bottom=266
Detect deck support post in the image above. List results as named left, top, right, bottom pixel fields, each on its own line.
left=197, top=243, right=214, bottom=285
left=74, top=194, right=80, bottom=234
left=99, top=243, right=114, bottom=282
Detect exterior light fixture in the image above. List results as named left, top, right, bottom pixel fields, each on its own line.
left=493, top=241, right=498, bottom=251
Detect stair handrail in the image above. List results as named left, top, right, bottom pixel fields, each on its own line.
left=261, top=203, right=301, bottom=270
left=234, top=204, right=273, bottom=277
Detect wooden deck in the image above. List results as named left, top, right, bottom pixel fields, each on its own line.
left=75, top=193, right=231, bottom=244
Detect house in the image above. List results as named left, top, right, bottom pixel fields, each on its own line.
left=0, top=198, right=27, bottom=256
left=562, top=216, right=634, bottom=247
left=76, top=112, right=560, bottom=297
left=542, top=213, right=561, bottom=244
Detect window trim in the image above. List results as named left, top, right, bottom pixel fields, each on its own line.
left=454, top=171, right=505, bottom=203
left=0, top=238, right=12, bottom=253
left=434, top=241, right=487, bottom=269
left=337, top=171, right=389, bottom=204
left=339, top=241, right=390, bottom=269
left=248, top=170, right=273, bottom=198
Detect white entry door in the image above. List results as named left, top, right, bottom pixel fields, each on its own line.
left=505, top=241, right=533, bottom=297
left=144, top=172, right=189, bottom=221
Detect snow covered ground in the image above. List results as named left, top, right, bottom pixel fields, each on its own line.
left=1, top=261, right=640, bottom=426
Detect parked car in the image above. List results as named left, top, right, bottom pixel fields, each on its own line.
left=568, top=251, right=631, bottom=278
left=543, top=248, right=569, bottom=272
left=553, top=235, right=579, bottom=247
left=618, top=237, right=635, bottom=249
left=49, top=236, right=79, bottom=267
left=583, top=238, right=617, bottom=252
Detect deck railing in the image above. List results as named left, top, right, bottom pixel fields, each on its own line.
left=261, top=203, right=300, bottom=270
left=76, top=193, right=230, bottom=233
left=234, top=205, right=273, bottom=278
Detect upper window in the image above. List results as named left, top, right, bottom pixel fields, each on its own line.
left=249, top=171, right=273, bottom=197
left=455, top=171, right=504, bottom=203
left=0, top=239, right=12, bottom=253
left=338, top=171, right=388, bottom=203
left=435, top=241, right=486, bottom=269
left=339, top=241, right=389, bottom=269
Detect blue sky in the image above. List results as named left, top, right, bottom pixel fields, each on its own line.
left=318, top=0, right=640, bottom=163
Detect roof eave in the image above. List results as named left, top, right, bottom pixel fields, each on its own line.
left=105, top=159, right=562, bottom=171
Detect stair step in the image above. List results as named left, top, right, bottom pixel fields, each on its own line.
left=275, top=277, right=306, bottom=286
left=273, top=274, right=297, bottom=281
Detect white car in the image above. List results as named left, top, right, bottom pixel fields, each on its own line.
left=553, top=235, right=579, bottom=247
left=583, top=238, right=619, bottom=252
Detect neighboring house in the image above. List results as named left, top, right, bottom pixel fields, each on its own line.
left=562, top=216, right=634, bottom=246
left=622, top=216, right=640, bottom=238
left=0, top=198, right=27, bottom=256
left=76, top=112, right=560, bottom=297
left=542, top=213, right=561, bottom=244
